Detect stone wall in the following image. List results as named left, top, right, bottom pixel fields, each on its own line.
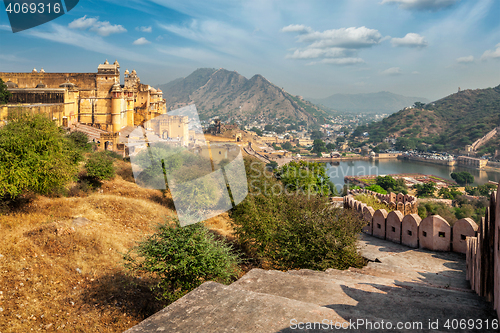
left=466, top=186, right=499, bottom=318
left=344, top=189, right=478, bottom=253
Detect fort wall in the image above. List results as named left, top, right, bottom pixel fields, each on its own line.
left=0, top=72, right=97, bottom=90
left=345, top=189, right=478, bottom=253
left=466, top=187, right=499, bottom=318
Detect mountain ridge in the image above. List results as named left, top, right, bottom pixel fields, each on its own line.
left=309, top=91, right=430, bottom=114
left=157, top=68, right=331, bottom=124
left=356, top=84, right=500, bottom=152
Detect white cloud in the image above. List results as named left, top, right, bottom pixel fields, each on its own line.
left=282, top=25, right=383, bottom=66
left=381, top=0, right=459, bottom=11
left=292, top=26, right=383, bottom=48
left=481, top=43, right=500, bottom=61
left=391, top=33, right=428, bottom=48
left=26, top=23, right=158, bottom=64
left=158, top=19, right=258, bottom=58
left=308, top=58, right=365, bottom=66
left=456, top=55, right=474, bottom=63
left=286, top=48, right=354, bottom=59
left=381, top=67, right=403, bottom=75
left=136, top=26, right=152, bottom=33
left=281, top=24, right=313, bottom=34
left=133, top=37, right=151, bottom=45
left=68, top=15, right=126, bottom=36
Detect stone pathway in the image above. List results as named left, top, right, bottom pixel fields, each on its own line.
left=124, top=234, right=498, bottom=332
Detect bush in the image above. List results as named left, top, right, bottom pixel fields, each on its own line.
left=451, top=171, right=474, bottom=186
left=85, top=151, right=115, bottom=181
left=124, top=219, right=241, bottom=303
left=230, top=157, right=366, bottom=271
left=67, top=131, right=91, bottom=152
left=0, top=111, right=81, bottom=199
left=365, top=184, right=387, bottom=194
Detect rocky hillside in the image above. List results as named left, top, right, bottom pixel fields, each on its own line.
left=158, top=68, right=331, bottom=124
left=309, top=91, right=429, bottom=114
left=357, top=84, right=500, bottom=151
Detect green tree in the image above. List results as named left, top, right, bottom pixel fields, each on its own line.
left=282, top=141, right=293, bottom=150
left=67, top=131, right=92, bottom=152
left=250, top=127, right=262, bottom=136
left=277, top=160, right=331, bottom=195
left=85, top=151, right=115, bottom=181
left=326, top=142, right=336, bottom=151
left=230, top=157, right=365, bottom=271
left=124, top=219, right=240, bottom=303
left=376, top=175, right=407, bottom=194
left=0, top=111, right=80, bottom=198
left=311, top=139, right=327, bottom=155
left=438, top=187, right=462, bottom=200
left=0, top=78, right=12, bottom=104
left=264, top=124, right=274, bottom=132
left=415, top=182, right=436, bottom=198
left=451, top=171, right=474, bottom=186
left=310, top=130, right=324, bottom=140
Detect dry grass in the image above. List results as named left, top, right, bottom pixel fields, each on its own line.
left=0, top=162, right=236, bottom=332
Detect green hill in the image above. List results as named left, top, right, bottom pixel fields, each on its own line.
left=355, top=85, right=500, bottom=152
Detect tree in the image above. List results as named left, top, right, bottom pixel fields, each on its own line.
left=0, top=111, right=81, bottom=198
left=310, top=130, right=324, bottom=140
left=85, top=151, right=115, bottom=181
left=438, top=187, right=462, bottom=200
left=451, top=171, right=474, bottom=186
left=326, top=142, right=336, bottom=151
left=415, top=182, right=436, bottom=198
left=375, top=175, right=407, bottom=194
left=275, top=126, right=286, bottom=134
left=311, top=139, right=327, bottom=155
left=282, top=142, right=293, bottom=150
left=413, top=102, right=425, bottom=109
left=277, top=160, right=331, bottom=195
left=264, top=124, right=274, bottom=132
left=250, top=127, right=262, bottom=136
left=0, top=78, right=12, bottom=104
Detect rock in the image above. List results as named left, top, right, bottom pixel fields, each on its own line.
left=72, top=217, right=91, bottom=228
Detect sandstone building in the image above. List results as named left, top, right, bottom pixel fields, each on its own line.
left=0, top=60, right=167, bottom=134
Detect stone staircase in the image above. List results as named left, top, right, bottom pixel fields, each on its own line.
left=71, top=123, right=109, bottom=141
left=124, top=234, right=498, bottom=333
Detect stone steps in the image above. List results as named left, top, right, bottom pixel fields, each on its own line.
left=123, top=281, right=344, bottom=333
left=230, top=268, right=495, bottom=329
left=123, top=234, right=498, bottom=332
left=72, top=123, right=109, bottom=141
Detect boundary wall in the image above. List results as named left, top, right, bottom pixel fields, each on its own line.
left=344, top=189, right=478, bottom=253
left=466, top=186, right=500, bottom=318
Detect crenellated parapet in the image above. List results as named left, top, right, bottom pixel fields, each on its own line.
left=344, top=189, right=479, bottom=253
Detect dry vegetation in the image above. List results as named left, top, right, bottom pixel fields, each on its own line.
left=0, top=159, right=236, bottom=332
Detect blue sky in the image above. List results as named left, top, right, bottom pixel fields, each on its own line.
left=1, top=0, right=499, bottom=101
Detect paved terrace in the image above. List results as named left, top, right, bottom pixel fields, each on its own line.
left=124, top=233, right=497, bottom=333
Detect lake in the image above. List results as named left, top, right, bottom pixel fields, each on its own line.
left=325, top=159, right=500, bottom=190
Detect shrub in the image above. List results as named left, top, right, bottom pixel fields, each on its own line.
left=354, top=194, right=394, bottom=212
left=124, top=219, right=241, bottom=303
left=365, top=184, right=387, bottom=194
left=230, top=157, right=366, bottom=271
left=67, top=131, right=91, bottom=152
left=85, top=151, right=115, bottom=181
left=0, top=111, right=81, bottom=199
left=451, top=171, right=474, bottom=186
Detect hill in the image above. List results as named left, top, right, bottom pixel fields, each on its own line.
left=309, top=91, right=429, bottom=114
left=157, top=68, right=331, bottom=125
left=0, top=159, right=235, bottom=333
left=356, top=85, right=500, bottom=152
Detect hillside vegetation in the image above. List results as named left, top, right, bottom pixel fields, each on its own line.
left=356, top=84, right=500, bottom=151
left=158, top=68, right=331, bottom=124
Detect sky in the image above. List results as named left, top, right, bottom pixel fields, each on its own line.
left=0, top=0, right=499, bottom=101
